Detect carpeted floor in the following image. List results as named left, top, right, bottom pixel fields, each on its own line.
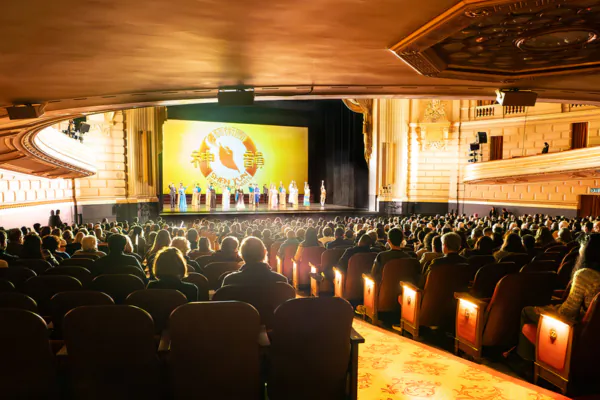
left=352, top=318, right=570, bottom=400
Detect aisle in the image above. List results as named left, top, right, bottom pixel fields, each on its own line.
left=352, top=319, right=570, bottom=400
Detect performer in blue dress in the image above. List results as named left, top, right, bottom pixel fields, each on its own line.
left=178, top=183, right=188, bottom=211
left=303, top=182, right=311, bottom=206
left=248, top=184, right=255, bottom=206
left=254, top=184, right=260, bottom=205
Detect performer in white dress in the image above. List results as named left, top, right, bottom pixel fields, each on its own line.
left=236, top=186, right=245, bottom=210
left=278, top=181, right=286, bottom=207
left=288, top=181, right=294, bottom=204
left=269, top=183, right=278, bottom=208
left=222, top=184, right=231, bottom=210
left=303, top=182, right=310, bottom=206
left=320, top=180, right=326, bottom=207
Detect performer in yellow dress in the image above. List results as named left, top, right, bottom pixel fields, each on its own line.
left=320, top=180, right=326, bottom=207
left=278, top=181, right=286, bottom=207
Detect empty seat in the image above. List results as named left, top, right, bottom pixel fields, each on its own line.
left=125, top=289, right=187, bottom=334
left=182, top=272, right=209, bottom=301
left=168, top=301, right=262, bottom=400
left=50, top=291, right=114, bottom=339
left=0, top=309, right=58, bottom=398
left=0, top=267, right=36, bottom=290
left=22, top=275, right=83, bottom=316
left=267, top=297, right=361, bottom=400
left=276, top=246, right=297, bottom=282
left=469, top=262, right=517, bottom=298
left=0, top=278, right=16, bottom=292
left=466, top=255, right=496, bottom=279
left=63, top=305, right=161, bottom=400
left=521, top=260, right=559, bottom=273
left=212, top=282, right=296, bottom=329
left=14, top=258, right=53, bottom=275
left=44, top=266, right=92, bottom=287
left=203, top=262, right=241, bottom=290
left=292, top=246, right=325, bottom=290
left=0, top=292, right=38, bottom=312
left=90, top=274, right=145, bottom=304
left=333, top=252, right=377, bottom=306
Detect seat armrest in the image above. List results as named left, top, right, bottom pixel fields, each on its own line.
left=537, top=306, right=576, bottom=327
left=258, top=325, right=271, bottom=348
left=333, top=267, right=344, bottom=276
left=400, top=280, right=420, bottom=294
left=309, top=261, right=321, bottom=270
left=454, top=292, right=489, bottom=309
left=158, top=329, right=171, bottom=353
left=350, top=327, right=365, bottom=344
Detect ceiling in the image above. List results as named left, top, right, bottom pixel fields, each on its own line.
left=1, top=0, right=600, bottom=117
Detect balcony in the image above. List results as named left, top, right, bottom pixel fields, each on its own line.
left=463, top=147, right=600, bottom=185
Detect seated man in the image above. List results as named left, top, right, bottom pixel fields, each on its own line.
left=196, top=236, right=243, bottom=270
left=370, top=228, right=410, bottom=283
left=336, top=234, right=376, bottom=273
left=326, top=227, right=353, bottom=249
left=94, top=234, right=146, bottom=280
left=222, top=237, right=287, bottom=286
left=6, top=228, right=23, bottom=257
left=0, top=230, right=18, bottom=265
left=277, top=229, right=300, bottom=259
left=419, top=232, right=467, bottom=288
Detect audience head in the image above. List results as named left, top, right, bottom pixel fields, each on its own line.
left=152, top=230, right=172, bottom=253
left=334, top=227, right=344, bottom=239
left=387, top=228, right=404, bottom=249
left=221, top=236, right=240, bottom=253
left=8, top=228, right=23, bottom=244
left=441, top=232, right=461, bottom=254
left=41, top=235, right=60, bottom=253
left=357, top=234, right=373, bottom=247
left=153, top=247, right=188, bottom=280
left=198, top=236, right=212, bottom=252
left=81, top=235, right=99, bottom=252
left=107, top=234, right=127, bottom=253
left=575, top=233, right=600, bottom=273
left=501, top=233, right=526, bottom=253
left=240, top=236, right=267, bottom=264
left=22, top=233, right=44, bottom=258
left=432, top=235, right=442, bottom=253
left=475, top=236, right=494, bottom=254
left=522, top=234, right=535, bottom=251
left=0, top=230, right=6, bottom=249
left=171, top=237, right=190, bottom=255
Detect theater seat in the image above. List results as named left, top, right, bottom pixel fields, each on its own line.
left=292, top=246, right=325, bottom=290
left=269, top=242, right=282, bottom=270
left=276, top=246, right=296, bottom=282
left=469, top=262, right=517, bottom=298
left=125, top=289, right=187, bottom=334
left=0, top=278, right=16, bottom=292
left=454, top=272, right=557, bottom=360
left=14, top=259, right=53, bottom=275
left=0, top=292, right=38, bottom=312
left=333, top=252, right=377, bottom=307
left=532, top=293, right=600, bottom=396
left=50, top=290, right=114, bottom=339
left=533, top=252, right=563, bottom=263
left=23, top=275, right=83, bottom=316
left=90, top=274, right=145, bottom=304
left=521, top=260, right=559, bottom=273
left=309, top=248, right=345, bottom=297
left=363, top=258, right=420, bottom=325
left=467, top=255, right=496, bottom=279
left=499, top=254, right=532, bottom=269
left=99, top=265, right=147, bottom=282
left=0, top=267, right=36, bottom=290
left=44, top=266, right=92, bottom=287
left=203, top=261, right=242, bottom=290
left=60, top=258, right=96, bottom=273
left=182, top=272, right=209, bottom=300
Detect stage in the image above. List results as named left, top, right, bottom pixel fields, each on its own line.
left=159, top=203, right=371, bottom=220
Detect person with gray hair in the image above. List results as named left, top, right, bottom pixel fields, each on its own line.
left=419, top=232, right=467, bottom=288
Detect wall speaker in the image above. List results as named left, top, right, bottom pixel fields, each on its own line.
left=495, top=89, right=538, bottom=107
left=470, top=143, right=480, bottom=151
left=477, top=131, right=488, bottom=144
left=79, top=123, right=91, bottom=133
left=218, top=89, right=255, bottom=106
left=6, top=104, right=46, bottom=120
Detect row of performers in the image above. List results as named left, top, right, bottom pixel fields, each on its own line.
left=168, top=180, right=326, bottom=211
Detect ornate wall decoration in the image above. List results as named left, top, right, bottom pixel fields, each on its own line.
left=342, top=99, right=373, bottom=164
left=389, top=0, right=600, bottom=82
left=423, top=100, right=447, bottom=123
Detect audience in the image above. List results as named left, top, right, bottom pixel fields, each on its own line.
left=222, top=236, right=287, bottom=286
left=94, top=234, right=145, bottom=276
left=73, top=235, right=107, bottom=259
left=336, top=234, right=375, bottom=273
left=370, top=228, right=409, bottom=283
left=420, top=232, right=466, bottom=287
left=147, top=247, right=198, bottom=301
left=293, top=227, right=323, bottom=264
left=0, top=230, right=18, bottom=265
left=170, top=237, right=200, bottom=272
left=6, top=228, right=23, bottom=257
left=326, top=227, right=353, bottom=249
left=21, top=233, right=59, bottom=267
left=277, top=229, right=300, bottom=259
left=41, top=235, right=70, bottom=262
left=493, top=233, right=527, bottom=262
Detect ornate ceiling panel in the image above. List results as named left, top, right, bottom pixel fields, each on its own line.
left=390, top=0, right=600, bottom=82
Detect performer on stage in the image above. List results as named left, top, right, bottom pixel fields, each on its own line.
left=254, top=184, right=260, bottom=205
left=320, top=180, right=326, bottom=207
left=288, top=181, right=294, bottom=204
left=303, top=182, right=310, bottom=206
left=269, top=183, right=278, bottom=208
left=222, top=183, right=231, bottom=210
left=209, top=183, right=217, bottom=209
left=178, top=183, right=188, bottom=211
left=206, top=184, right=212, bottom=209
left=191, top=183, right=201, bottom=207
left=278, top=181, right=286, bottom=207
left=236, top=186, right=245, bottom=210
left=248, top=184, right=255, bottom=206
left=291, top=181, right=298, bottom=206
left=168, top=183, right=177, bottom=209
left=262, top=184, right=269, bottom=204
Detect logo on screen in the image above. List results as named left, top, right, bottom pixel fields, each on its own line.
left=191, top=126, right=264, bottom=187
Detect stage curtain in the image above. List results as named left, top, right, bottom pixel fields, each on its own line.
left=489, top=136, right=503, bottom=161
left=571, top=122, right=588, bottom=149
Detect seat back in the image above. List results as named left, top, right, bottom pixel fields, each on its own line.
left=203, top=262, right=241, bottom=290
left=125, top=289, right=187, bottom=334
left=44, top=266, right=92, bottom=287
left=467, top=255, right=496, bottom=279
left=15, top=259, right=53, bottom=274
left=169, top=301, right=261, bottom=400
left=557, top=260, right=576, bottom=289
left=0, top=278, right=15, bottom=292
left=572, top=293, right=600, bottom=381
left=319, top=248, right=346, bottom=273
left=499, top=253, right=532, bottom=269
left=534, top=252, right=563, bottom=263
left=23, top=275, right=83, bottom=315
left=521, top=260, right=559, bottom=273
left=482, top=272, right=557, bottom=347
left=294, top=246, right=325, bottom=286
left=61, top=257, right=96, bottom=271
left=545, top=245, right=568, bottom=256
left=344, top=252, right=377, bottom=303
left=268, top=297, right=354, bottom=400
left=378, top=258, right=420, bottom=312
left=470, top=262, right=516, bottom=298
left=100, top=265, right=147, bottom=282
left=0, top=292, right=38, bottom=312
left=213, top=282, right=296, bottom=329
left=0, top=267, right=36, bottom=290
left=278, top=246, right=297, bottom=281
left=63, top=305, right=160, bottom=400
left=50, top=291, right=114, bottom=339
left=90, top=274, right=145, bottom=304
left=182, top=272, right=209, bottom=300
left=269, top=242, right=283, bottom=269
left=420, top=264, right=471, bottom=328
left=72, top=253, right=100, bottom=260
left=0, top=309, right=57, bottom=398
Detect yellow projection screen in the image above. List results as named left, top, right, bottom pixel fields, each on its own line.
left=162, top=120, right=308, bottom=193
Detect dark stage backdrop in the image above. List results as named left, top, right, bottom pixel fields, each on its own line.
left=166, top=100, right=368, bottom=208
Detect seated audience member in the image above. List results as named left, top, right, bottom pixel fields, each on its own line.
left=461, top=236, right=495, bottom=258
left=319, top=227, right=335, bottom=246
left=67, top=231, right=85, bottom=256
left=493, top=233, right=527, bottom=262
left=21, top=233, right=59, bottom=267
left=170, top=237, right=200, bottom=272
left=147, top=247, right=198, bottom=302
left=123, top=235, right=143, bottom=263
left=367, top=230, right=386, bottom=252
left=416, top=232, right=436, bottom=259
left=262, top=229, right=274, bottom=253
left=370, top=228, right=410, bottom=283
left=145, top=230, right=172, bottom=267
left=42, top=235, right=70, bottom=262
left=277, top=229, right=300, bottom=259
left=467, top=228, right=483, bottom=249
left=94, top=234, right=144, bottom=276
left=0, top=230, right=19, bottom=265
left=294, top=227, right=323, bottom=263
left=190, top=237, right=214, bottom=259
left=336, top=234, right=376, bottom=273
left=326, top=227, right=354, bottom=249
left=73, top=235, right=107, bottom=259
left=420, top=235, right=443, bottom=269
left=6, top=228, right=24, bottom=257
left=222, top=237, right=287, bottom=286
left=420, top=232, right=467, bottom=288
left=517, top=233, right=600, bottom=362
left=556, top=228, right=573, bottom=245
left=521, top=234, right=538, bottom=258
left=129, top=225, right=146, bottom=258
left=197, top=236, right=243, bottom=270
left=535, top=226, right=556, bottom=248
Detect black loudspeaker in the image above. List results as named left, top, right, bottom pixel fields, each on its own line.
left=79, top=123, right=91, bottom=133
left=470, top=142, right=481, bottom=151
left=495, top=90, right=538, bottom=106
left=218, top=90, right=255, bottom=106
left=477, top=131, right=488, bottom=144
left=6, top=104, right=46, bottom=120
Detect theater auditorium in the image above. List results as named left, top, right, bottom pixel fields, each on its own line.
left=1, top=1, right=600, bottom=399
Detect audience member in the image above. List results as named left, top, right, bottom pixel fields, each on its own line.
left=370, top=228, right=409, bottom=283
left=420, top=232, right=467, bottom=288
left=0, top=230, right=18, bottom=265
left=21, top=233, right=59, bottom=267
left=147, top=247, right=197, bottom=301
left=73, top=235, right=107, bottom=259
left=493, top=233, right=527, bottom=262
left=94, top=234, right=145, bottom=277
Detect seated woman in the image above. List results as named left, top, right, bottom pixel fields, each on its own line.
left=461, top=236, right=495, bottom=258
left=170, top=237, right=200, bottom=272
left=517, top=233, right=600, bottom=362
left=147, top=247, right=198, bottom=302
left=535, top=226, right=556, bottom=249
left=419, top=235, right=443, bottom=271
left=293, top=227, right=323, bottom=264
left=42, top=235, right=70, bottom=262
left=21, top=233, right=59, bottom=267
left=190, top=237, right=214, bottom=259
left=73, top=235, right=107, bottom=259
left=493, top=233, right=527, bottom=262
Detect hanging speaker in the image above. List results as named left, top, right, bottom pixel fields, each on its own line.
left=477, top=131, right=488, bottom=144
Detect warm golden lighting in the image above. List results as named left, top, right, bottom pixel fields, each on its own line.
left=335, top=270, right=342, bottom=280
left=310, top=266, right=316, bottom=274
left=459, top=298, right=478, bottom=319
left=403, top=285, right=416, bottom=305
left=364, top=276, right=374, bottom=287
left=540, top=314, right=570, bottom=340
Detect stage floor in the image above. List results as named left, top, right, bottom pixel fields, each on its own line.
left=159, top=203, right=369, bottom=217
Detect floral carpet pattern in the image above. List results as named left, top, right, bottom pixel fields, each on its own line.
left=352, top=319, right=570, bottom=400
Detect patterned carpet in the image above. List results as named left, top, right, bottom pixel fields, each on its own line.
left=352, top=319, right=570, bottom=400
